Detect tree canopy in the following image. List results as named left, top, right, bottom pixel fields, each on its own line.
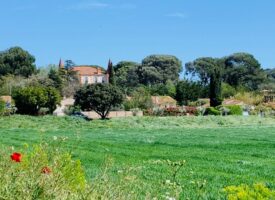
left=186, top=57, right=223, bottom=107
left=140, top=55, right=182, bottom=85
left=114, top=61, right=140, bottom=91
left=175, top=80, right=202, bottom=106
left=0, top=47, right=36, bottom=77
left=223, top=53, right=266, bottom=90
left=74, top=84, right=124, bottom=119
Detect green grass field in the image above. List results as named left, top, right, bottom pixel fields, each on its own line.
left=1, top=115, right=275, bottom=199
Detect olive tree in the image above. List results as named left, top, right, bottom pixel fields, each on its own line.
left=74, top=84, right=124, bottom=119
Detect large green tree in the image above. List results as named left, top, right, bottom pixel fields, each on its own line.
left=114, top=61, right=140, bottom=93
left=140, top=55, right=182, bottom=85
left=0, top=47, right=36, bottom=77
left=74, top=84, right=124, bottom=119
left=223, top=53, right=266, bottom=90
left=186, top=57, right=223, bottom=107
left=175, top=80, right=202, bottom=106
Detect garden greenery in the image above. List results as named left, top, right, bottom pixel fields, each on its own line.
left=12, top=86, right=61, bottom=115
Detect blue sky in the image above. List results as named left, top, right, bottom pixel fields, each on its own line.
left=1, top=0, right=275, bottom=69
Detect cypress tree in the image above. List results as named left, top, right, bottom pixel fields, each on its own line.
left=107, top=59, right=116, bottom=85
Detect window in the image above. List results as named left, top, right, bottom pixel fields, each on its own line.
left=84, top=76, right=89, bottom=84
left=97, top=76, right=103, bottom=83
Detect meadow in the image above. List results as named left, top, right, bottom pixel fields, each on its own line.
left=1, top=115, right=275, bottom=199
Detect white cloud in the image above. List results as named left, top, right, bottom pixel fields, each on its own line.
left=166, top=12, right=187, bottom=19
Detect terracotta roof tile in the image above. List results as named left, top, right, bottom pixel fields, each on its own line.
left=71, top=66, right=106, bottom=76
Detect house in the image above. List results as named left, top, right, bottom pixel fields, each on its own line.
left=151, top=96, right=177, bottom=108
left=59, top=59, right=112, bottom=85
left=71, top=66, right=109, bottom=85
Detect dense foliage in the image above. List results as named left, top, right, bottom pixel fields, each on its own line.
left=0, top=47, right=36, bottom=77
left=12, top=86, right=61, bottom=115
left=223, top=53, right=266, bottom=90
left=74, top=84, right=124, bottom=119
left=226, top=105, right=243, bottom=115
left=140, top=55, right=182, bottom=85
left=124, top=87, right=153, bottom=111
left=114, top=61, right=140, bottom=93
left=186, top=57, right=223, bottom=107
left=48, top=67, right=80, bottom=97
left=175, top=80, right=202, bottom=106
left=114, top=55, right=182, bottom=96
left=147, top=80, right=176, bottom=97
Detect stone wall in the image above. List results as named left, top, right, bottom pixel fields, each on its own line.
left=82, top=111, right=143, bottom=119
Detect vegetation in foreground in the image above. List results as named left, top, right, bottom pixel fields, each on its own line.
left=1, top=115, right=275, bottom=199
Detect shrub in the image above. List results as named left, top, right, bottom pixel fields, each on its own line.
left=254, top=105, right=272, bottom=117
left=226, top=105, right=243, bottom=115
left=224, top=183, right=275, bottom=200
left=0, top=144, right=87, bottom=199
left=124, top=87, right=153, bottom=111
left=217, top=106, right=231, bottom=116
left=0, top=99, right=5, bottom=115
left=221, top=83, right=237, bottom=98
left=204, top=107, right=220, bottom=116
left=234, top=92, right=263, bottom=106
left=144, top=107, right=186, bottom=116
left=185, top=106, right=198, bottom=115
left=64, top=105, right=81, bottom=116
left=12, top=86, right=61, bottom=115
left=163, top=107, right=185, bottom=116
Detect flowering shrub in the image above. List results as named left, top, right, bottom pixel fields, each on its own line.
left=0, top=144, right=87, bottom=199
left=145, top=107, right=187, bottom=116
left=184, top=106, right=198, bottom=115
left=163, top=107, right=185, bottom=116
left=224, top=183, right=275, bottom=200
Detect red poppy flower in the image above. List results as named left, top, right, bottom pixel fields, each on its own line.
left=10, top=152, right=22, bottom=162
left=41, top=166, right=51, bottom=174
